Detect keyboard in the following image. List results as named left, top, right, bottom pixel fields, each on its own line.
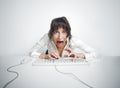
left=32, top=58, right=89, bottom=66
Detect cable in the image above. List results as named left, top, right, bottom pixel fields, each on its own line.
left=2, top=57, right=31, bottom=88
left=3, top=63, right=22, bottom=88
left=2, top=56, right=32, bottom=88
left=54, top=65, right=94, bottom=88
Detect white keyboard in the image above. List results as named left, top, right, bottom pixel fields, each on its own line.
left=32, top=58, right=89, bottom=66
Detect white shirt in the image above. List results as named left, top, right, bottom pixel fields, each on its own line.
left=29, top=33, right=96, bottom=60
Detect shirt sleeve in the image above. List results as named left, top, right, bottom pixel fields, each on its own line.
left=71, top=36, right=97, bottom=60
left=29, top=33, right=49, bottom=58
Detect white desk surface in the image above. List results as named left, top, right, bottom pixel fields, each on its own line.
left=0, top=56, right=120, bottom=88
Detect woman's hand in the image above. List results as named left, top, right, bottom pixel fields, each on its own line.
left=64, top=48, right=86, bottom=59
left=39, top=52, right=60, bottom=59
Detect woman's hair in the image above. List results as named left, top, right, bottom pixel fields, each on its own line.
left=48, top=16, right=72, bottom=40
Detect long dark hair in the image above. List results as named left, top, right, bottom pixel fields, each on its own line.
left=48, top=16, right=72, bottom=40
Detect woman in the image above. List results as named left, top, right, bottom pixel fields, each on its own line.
left=29, top=16, right=96, bottom=60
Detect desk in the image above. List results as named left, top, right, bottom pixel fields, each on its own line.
left=0, top=56, right=120, bottom=88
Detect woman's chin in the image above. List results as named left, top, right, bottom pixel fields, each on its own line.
left=56, top=44, right=64, bottom=48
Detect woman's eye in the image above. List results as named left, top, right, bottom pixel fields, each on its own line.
left=63, top=31, right=66, bottom=33
left=54, top=31, right=59, bottom=34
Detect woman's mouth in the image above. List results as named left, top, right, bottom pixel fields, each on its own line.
left=56, top=41, right=64, bottom=47
left=57, top=41, right=64, bottom=43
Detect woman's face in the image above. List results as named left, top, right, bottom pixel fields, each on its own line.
left=52, top=27, right=68, bottom=49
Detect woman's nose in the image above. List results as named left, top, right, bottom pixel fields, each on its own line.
left=58, top=33, right=62, bottom=39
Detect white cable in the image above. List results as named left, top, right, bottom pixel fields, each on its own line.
left=54, top=65, right=94, bottom=88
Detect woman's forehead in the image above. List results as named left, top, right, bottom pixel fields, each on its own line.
left=57, top=27, right=65, bottom=31
left=54, top=27, right=67, bottom=31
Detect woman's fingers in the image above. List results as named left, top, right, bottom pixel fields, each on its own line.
left=64, top=48, right=72, bottom=53
left=64, top=48, right=77, bottom=58
left=50, top=52, right=60, bottom=59
left=69, top=53, right=76, bottom=58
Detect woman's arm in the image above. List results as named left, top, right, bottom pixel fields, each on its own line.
left=29, top=33, right=49, bottom=58
left=70, top=36, right=96, bottom=59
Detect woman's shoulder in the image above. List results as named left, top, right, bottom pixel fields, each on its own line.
left=70, top=35, right=85, bottom=45
left=38, top=33, right=50, bottom=43
left=71, top=35, right=82, bottom=41
left=40, top=33, right=49, bottom=39
left=42, top=33, right=49, bottom=37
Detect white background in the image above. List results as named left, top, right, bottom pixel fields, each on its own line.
left=0, top=0, right=120, bottom=56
